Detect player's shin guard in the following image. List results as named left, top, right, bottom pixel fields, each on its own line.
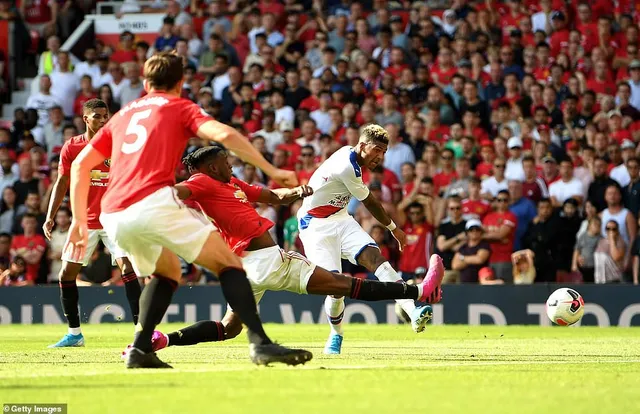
left=133, top=275, right=177, bottom=353
left=324, top=296, right=345, bottom=335
left=59, top=280, right=81, bottom=332
left=218, top=267, right=271, bottom=346
left=168, top=321, right=226, bottom=346
left=374, top=261, right=416, bottom=315
left=348, top=277, right=420, bottom=301
left=121, top=272, right=141, bottom=325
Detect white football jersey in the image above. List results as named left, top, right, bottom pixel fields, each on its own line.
left=298, top=146, right=370, bottom=228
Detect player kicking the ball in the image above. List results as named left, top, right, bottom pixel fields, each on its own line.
left=136, top=145, right=440, bottom=351
left=298, top=124, right=445, bottom=354
left=45, top=99, right=142, bottom=348
left=64, top=53, right=311, bottom=368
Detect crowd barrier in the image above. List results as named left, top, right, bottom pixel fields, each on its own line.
left=1, top=285, right=639, bottom=326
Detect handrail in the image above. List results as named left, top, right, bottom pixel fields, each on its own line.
left=96, top=1, right=169, bottom=15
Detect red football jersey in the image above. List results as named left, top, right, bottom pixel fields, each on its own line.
left=182, top=174, right=273, bottom=254
left=91, top=93, right=212, bottom=213
left=433, top=171, right=457, bottom=194
left=461, top=198, right=491, bottom=220
left=10, top=234, right=46, bottom=281
left=59, top=134, right=110, bottom=229
left=398, top=222, right=433, bottom=273
left=482, top=211, right=517, bottom=264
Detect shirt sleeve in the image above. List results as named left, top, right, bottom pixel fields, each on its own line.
left=183, top=101, right=214, bottom=136
left=182, top=174, right=209, bottom=200
left=339, top=152, right=370, bottom=201
left=91, top=124, right=113, bottom=158
left=58, top=142, right=72, bottom=177
left=503, top=213, right=517, bottom=228
left=233, top=178, right=263, bottom=202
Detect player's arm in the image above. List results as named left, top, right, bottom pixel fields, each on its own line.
left=362, top=193, right=406, bottom=251
left=43, top=174, right=70, bottom=240
left=256, top=185, right=313, bottom=205
left=197, top=120, right=298, bottom=187
left=173, top=183, right=192, bottom=201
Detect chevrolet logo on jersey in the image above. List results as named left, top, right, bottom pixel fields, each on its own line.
left=90, top=170, right=109, bottom=181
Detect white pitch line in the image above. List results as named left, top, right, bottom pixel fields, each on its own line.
left=1, top=359, right=640, bottom=380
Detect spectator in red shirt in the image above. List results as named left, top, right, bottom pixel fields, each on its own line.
left=431, top=47, right=457, bottom=87
left=73, top=75, right=97, bottom=116
left=276, top=122, right=302, bottom=171
left=110, top=31, right=137, bottom=64
left=587, top=60, right=617, bottom=99
left=462, top=177, right=491, bottom=220
left=10, top=214, right=46, bottom=283
left=549, top=11, right=569, bottom=57
left=296, top=145, right=317, bottom=185
left=232, top=83, right=263, bottom=133
left=433, top=148, right=457, bottom=195
left=398, top=202, right=433, bottom=278
left=482, top=190, right=518, bottom=282
left=522, top=155, right=550, bottom=203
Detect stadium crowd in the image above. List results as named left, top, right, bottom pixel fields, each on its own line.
left=1, top=0, right=640, bottom=286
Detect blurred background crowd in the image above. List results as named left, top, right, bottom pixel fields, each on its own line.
left=0, top=0, right=639, bottom=287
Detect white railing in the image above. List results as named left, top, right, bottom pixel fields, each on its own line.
left=96, top=1, right=169, bottom=15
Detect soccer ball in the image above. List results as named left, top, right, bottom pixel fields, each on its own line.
left=546, top=288, right=585, bottom=326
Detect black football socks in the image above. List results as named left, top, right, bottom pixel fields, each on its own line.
left=168, top=320, right=226, bottom=346
left=133, top=275, right=177, bottom=353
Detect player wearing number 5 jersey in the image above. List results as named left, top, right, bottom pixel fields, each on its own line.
left=131, top=145, right=439, bottom=352
left=45, top=99, right=142, bottom=349
left=64, top=53, right=311, bottom=368
left=297, top=125, right=445, bottom=355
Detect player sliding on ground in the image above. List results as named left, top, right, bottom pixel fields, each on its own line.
left=45, top=99, right=142, bottom=348
left=136, top=145, right=442, bottom=352
left=298, top=124, right=445, bottom=354
left=64, top=53, right=311, bottom=368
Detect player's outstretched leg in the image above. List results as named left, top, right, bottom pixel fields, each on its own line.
left=194, top=233, right=312, bottom=366
left=49, top=262, right=85, bottom=348
left=357, top=248, right=445, bottom=333
left=324, top=295, right=345, bottom=355
left=116, top=258, right=142, bottom=325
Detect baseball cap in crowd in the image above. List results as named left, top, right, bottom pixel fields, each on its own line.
left=629, top=60, right=640, bottom=70
left=390, top=15, right=403, bottom=24
left=457, top=59, right=472, bottom=68
left=608, top=110, right=622, bottom=119
left=551, top=11, right=565, bottom=20
left=280, top=120, right=294, bottom=132
left=199, top=87, right=213, bottom=95
left=621, top=140, right=636, bottom=150
left=566, top=141, right=579, bottom=151
left=465, top=219, right=483, bottom=231
left=478, top=267, right=495, bottom=282
left=331, top=84, right=347, bottom=93
left=507, top=136, right=523, bottom=149
left=480, top=139, right=494, bottom=148
left=543, top=155, right=557, bottom=163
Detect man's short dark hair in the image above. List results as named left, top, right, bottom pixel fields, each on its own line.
left=82, top=98, right=108, bottom=114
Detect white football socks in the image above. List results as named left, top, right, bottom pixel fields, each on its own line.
left=374, top=261, right=417, bottom=315
left=68, top=327, right=82, bottom=335
left=325, top=295, right=345, bottom=336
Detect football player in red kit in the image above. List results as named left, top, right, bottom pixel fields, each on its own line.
left=45, top=99, right=142, bottom=348
left=141, top=145, right=441, bottom=352
left=64, top=53, right=310, bottom=368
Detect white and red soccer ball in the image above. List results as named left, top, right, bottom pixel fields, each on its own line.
left=546, top=288, right=585, bottom=326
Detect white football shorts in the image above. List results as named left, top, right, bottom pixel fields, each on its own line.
left=100, top=186, right=215, bottom=277
left=298, top=212, right=378, bottom=273
left=62, top=228, right=127, bottom=266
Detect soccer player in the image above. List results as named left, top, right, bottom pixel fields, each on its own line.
left=64, top=53, right=311, bottom=368
left=297, top=124, right=445, bottom=354
left=45, top=99, right=143, bottom=348
left=140, top=145, right=441, bottom=352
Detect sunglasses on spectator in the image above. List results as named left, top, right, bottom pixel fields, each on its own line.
left=496, top=198, right=509, bottom=202
left=494, top=164, right=506, bottom=168
left=449, top=206, right=461, bottom=210
left=301, top=153, right=314, bottom=157
left=606, top=227, right=618, bottom=232
left=441, top=156, right=453, bottom=161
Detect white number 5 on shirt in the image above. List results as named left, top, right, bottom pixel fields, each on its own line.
left=122, top=109, right=152, bottom=154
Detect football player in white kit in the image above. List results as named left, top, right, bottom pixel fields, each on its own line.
left=298, top=124, right=445, bottom=354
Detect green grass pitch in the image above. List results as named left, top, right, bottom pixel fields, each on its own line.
left=1, top=324, right=640, bottom=414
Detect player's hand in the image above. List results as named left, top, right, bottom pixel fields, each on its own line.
left=272, top=169, right=299, bottom=188
left=296, top=185, right=314, bottom=198
left=43, top=218, right=54, bottom=241
left=391, top=227, right=407, bottom=251
left=64, top=220, right=89, bottom=264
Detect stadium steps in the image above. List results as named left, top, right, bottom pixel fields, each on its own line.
left=1, top=84, right=33, bottom=123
